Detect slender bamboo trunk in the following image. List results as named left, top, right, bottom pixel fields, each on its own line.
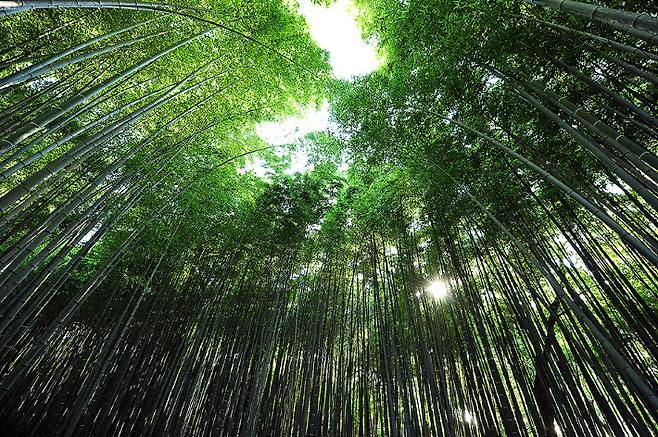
left=437, top=114, right=658, bottom=266
left=0, top=26, right=218, bottom=152
left=0, top=17, right=160, bottom=89
left=521, top=0, right=658, bottom=33
left=437, top=165, right=658, bottom=412
left=0, top=0, right=198, bottom=18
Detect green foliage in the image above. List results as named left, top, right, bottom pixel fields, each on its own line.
left=1, top=0, right=657, bottom=435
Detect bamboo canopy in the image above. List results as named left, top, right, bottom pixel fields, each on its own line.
left=0, top=0, right=657, bottom=435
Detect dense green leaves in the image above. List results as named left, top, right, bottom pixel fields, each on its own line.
left=0, top=0, right=657, bottom=435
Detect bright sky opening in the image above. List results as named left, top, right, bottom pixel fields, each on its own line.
left=428, top=279, right=450, bottom=301
left=256, top=103, right=330, bottom=148
left=299, top=0, right=380, bottom=80
left=252, top=0, right=380, bottom=175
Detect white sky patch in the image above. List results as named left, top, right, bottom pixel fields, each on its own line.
left=79, top=224, right=101, bottom=245
left=254, top=105, right=327, bottom=176
left=257, top=103, right=330, bottom=146
left=283, top=147, right=314, bottom=175
left=238, top=146, right=314, bottom=178
left=299, top=0, right=380, bottom=80
left=604, top=182, right=625, bottom=195
left=251, top=0, right=380, bottom=177
left=238, top=156, right=270, bottom=179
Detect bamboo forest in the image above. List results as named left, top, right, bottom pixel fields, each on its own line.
left=1, top=0, right=658, bottom=435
